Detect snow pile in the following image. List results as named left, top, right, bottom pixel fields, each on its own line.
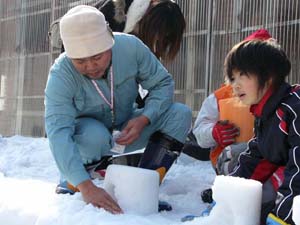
left=2, top=135, right=288, bottom=225
left=0, top=135, right=215, bottom=225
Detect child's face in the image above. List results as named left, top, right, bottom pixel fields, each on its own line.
left=231, top=69, right=270, bottom=105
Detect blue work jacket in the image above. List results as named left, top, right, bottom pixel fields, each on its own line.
left=45, top=33, right=174, bottom=186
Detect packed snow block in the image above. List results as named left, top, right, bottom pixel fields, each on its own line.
left=212, top=175, right=262, bottom=225
left=293, top=195, right=300, bottom=225
left=185, top=176, right=263, bottom=225
left=104, top=164, right=159, bottom=215
left=199, top=176, right=262, bottom=225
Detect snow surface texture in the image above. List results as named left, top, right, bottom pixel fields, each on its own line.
left=0, top=135, right=299, bottom=225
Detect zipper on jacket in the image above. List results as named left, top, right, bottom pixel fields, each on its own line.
left=254, top=117, right=262, bottom=141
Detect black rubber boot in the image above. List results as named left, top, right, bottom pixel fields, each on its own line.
left=86, top=153, right=143, bottom=179
left=138, top=131, right=184, bottom=183
left=201, top=188, right=213, bottom=203
left=158, top=200, right=172, bottom=212
left=182, top=131, right=210, bottom=161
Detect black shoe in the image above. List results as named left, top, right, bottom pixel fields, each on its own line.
left=201, top=188, right=213, bottom=203
left=158, top=200, right=172, bottom=212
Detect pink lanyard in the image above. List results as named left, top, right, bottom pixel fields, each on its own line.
left=91, top=66, right=115, bottom=129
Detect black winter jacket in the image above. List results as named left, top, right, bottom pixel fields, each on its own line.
left=232, top=82, right=300, bottom=224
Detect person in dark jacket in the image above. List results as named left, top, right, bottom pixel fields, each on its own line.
left=225, top=39, right=300, bottom=225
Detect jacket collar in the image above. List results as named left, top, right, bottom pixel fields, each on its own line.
left=250, top=83, right=291, bottom=118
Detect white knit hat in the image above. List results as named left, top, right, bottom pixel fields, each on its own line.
left=60, top=5, right=114, bottom=59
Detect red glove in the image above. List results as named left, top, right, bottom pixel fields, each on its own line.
left=212, top=120, right=239, bottom=147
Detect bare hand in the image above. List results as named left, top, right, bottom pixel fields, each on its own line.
left=116, top=115, right=149, bottom=145
left=77, top=180, right=123, bottom=214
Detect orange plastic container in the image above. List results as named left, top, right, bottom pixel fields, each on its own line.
left=219, top=97, right=254, bottom=143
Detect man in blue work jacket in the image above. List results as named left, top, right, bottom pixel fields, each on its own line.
left=45, top=5, right=192, bottom=213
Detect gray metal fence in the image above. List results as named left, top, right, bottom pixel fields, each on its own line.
left=0, top=0, right=299, bottom=136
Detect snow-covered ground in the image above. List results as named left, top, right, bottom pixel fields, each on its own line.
left=0, top=135, right=216, bottom=225
left=2, top=135, right=299, bottom=225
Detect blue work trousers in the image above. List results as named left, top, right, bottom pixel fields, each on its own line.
left=73, top=102, right=192, bottom=164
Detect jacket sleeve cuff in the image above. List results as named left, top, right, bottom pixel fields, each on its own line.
left=68, top=170, right=90, bottom=187
left=142, top=110, right=157, bottom=125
